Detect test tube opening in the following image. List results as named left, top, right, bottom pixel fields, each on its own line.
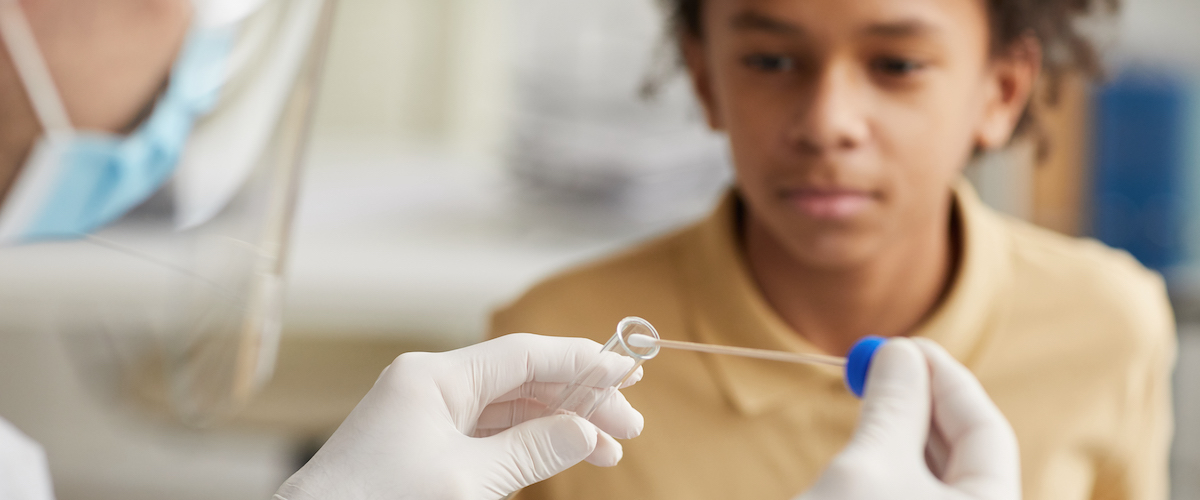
left=540, top=317, right=660, bottom=420
left=611, top=316, right=660, bottom=361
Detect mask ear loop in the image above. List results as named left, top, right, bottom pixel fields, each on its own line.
left=0, top=0, right=74, bottom=134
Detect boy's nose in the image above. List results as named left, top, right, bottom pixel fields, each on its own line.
left=784, top=61, right=871, bottom=156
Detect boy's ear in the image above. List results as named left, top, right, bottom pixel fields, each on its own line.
left=975, top=35, right=1042, bottom=150
left=682, top=35, right=723, bottom=131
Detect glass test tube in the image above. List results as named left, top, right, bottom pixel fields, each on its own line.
left=542, top=316, right=660, bottom=419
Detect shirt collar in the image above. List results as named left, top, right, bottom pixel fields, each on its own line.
left=677, top=180, right=1011, bottom=415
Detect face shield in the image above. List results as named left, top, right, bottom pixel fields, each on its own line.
left=0, top=0, right=334, bottom=426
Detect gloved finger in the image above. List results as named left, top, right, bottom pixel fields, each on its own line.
left=583, top=428, right=623, bottom=467
left=487, top=369, right=641, bottom=407
left=851, top=338, right=931, bottom=454
left=483, top=414, right=599, bottom=490
left=493, top=381, right=571, bottom=404
left=477, top=389, right=643, bottom=440
left=475, top=399, right=551, bottom=435
left=617, top=365, right=644, bottom=388
left=489, top=362, right=641, bottom=405
left=582, top=389, right=644, bottom=439
left=913, top=338, right=1020, bottom=497
left=477, top=383, right=591, bottom=432
left=925, top=422, right=950, bottom=479
left=446, top=334, right=638, bottom=406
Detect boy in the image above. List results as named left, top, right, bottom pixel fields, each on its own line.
left=491, top=0, right=1175, bottom=499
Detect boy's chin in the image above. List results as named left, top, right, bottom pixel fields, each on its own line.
left=778, top=234, right=886, bottom=271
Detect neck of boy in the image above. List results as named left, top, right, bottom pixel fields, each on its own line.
left=742, top=197, right=960, bottom=357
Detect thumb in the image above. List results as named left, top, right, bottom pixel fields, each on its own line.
left=914, top=338, right=1020, bottom=497
left=849, top=338, right=931, bottom=454
left=488, top=414, right=599, bottom=490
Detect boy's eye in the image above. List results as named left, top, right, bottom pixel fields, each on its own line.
left=871, top=57, right=925, bottom=76
left=742, top=53, right=795, bottom=72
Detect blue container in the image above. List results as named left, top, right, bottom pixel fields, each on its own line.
left=1091, top=70, right=1190, bottom=271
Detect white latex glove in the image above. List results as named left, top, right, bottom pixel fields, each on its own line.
left=274, top=333, right=645, bottom=500
left=0, top=417, right=55, bottom=500
left=798, top=338, right=1020, bottom=500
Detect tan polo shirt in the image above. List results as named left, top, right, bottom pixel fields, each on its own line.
left=489, top=183, right=1176, bottom=500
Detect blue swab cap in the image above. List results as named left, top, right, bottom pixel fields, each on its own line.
left=845, top=336, right=886, bottom=398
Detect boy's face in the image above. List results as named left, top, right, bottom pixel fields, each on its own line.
left=685, top=0, right=1037, bottom=268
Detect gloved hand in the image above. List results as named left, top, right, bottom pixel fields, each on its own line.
left=274, top=334, right=645, bottom=500
left=798, top=338, right=1020, bottom=500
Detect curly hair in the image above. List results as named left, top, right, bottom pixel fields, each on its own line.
left=659, top=0, right=1119, bottom=143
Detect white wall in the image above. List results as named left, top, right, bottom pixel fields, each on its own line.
left=1113, top=0, right=1200, bottom=73
left=311, top=0, right=513, bottom=162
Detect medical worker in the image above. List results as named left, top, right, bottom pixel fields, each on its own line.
left=0, top=1, right=1017, bottom=499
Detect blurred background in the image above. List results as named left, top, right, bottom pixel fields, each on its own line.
left=0, top=0, right=1198, bottom=498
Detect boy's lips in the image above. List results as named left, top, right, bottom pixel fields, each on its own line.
left=782, top=189, right=877, bottom=219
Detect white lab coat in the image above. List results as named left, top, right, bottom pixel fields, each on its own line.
left=0, top=417, right=54, bottom=500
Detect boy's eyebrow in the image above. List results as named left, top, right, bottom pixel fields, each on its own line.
left=729, top=12, right=942, bottom=39
left=729, top=10, right=802, bottom=35
left=862, top=19, right=941, bottom=38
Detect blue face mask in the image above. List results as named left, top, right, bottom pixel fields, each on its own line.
left=0, top=7, right=233, bottom=243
